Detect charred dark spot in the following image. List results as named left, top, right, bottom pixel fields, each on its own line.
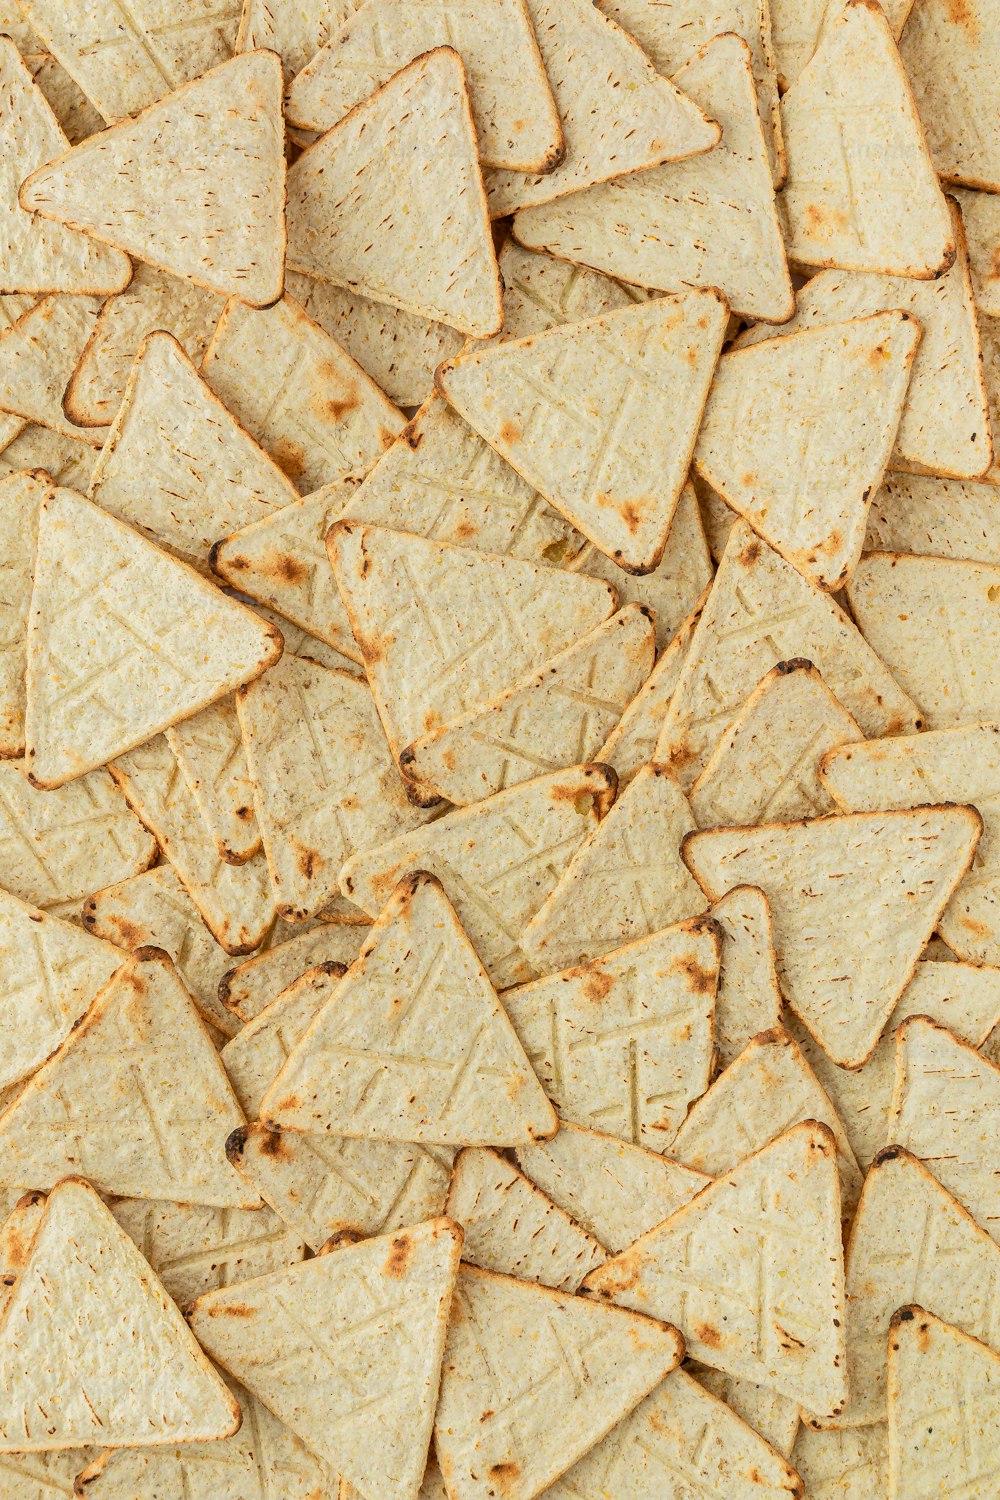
left=225, top=1127, right=249, bottom=1165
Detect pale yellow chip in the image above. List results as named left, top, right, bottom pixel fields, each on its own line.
left=838, top=1146, right=1000, bottom=1427
left=445, top=1147, right=606, bottom=1291
left=710, top=885, right=783, bottom=1070
left=88, top=331, right=298, bottom=569
left=25, top=490, right=283, bottom=789
left=585, top=1122, right=848, bottom=1422
left=0, top=295, right=110, bottom=445
left=0, top=470, right=48, bottom=757
left=221, top=959, right=349, bottom=1119
left=329, top=521, right=617, bottom=780
left=735, top=202, right=992, bottom=482
left=847, top=552, right=1000, bottom=729
left=339, top=763, right=616, bottom=988
left=954, top=186, right=1000, bottom=317
left=435, top=1263, right=684, bottom=1500
left=286, top=50, right=502, bottom=338
left=65, top=263, right=223, bottom=430
left=20, top=54, right=286, bottom=306
left=0, top=759, right=155, bottom=910
left=865, top=472, right=1000, bottom=562
left=0, top=1179, right=240, bottom=1452
left=497, top=241, right=653, bottom=342
left=286, top=0, right=563, bottom=173
left=220, top=921, right=371, bottom=1024
left=513, top=34, right=795, bottom=324
left=503, top=913, right=719, bottom=1151
left=597, top=0, right=785, bottom=184
left=820, top=723, right=1000, bottom=967
left=689, top=659, right=862, bottom=828
left=890, top=1016, right=1000, bottom=1242
left=400, top=606, right=654, bottom=806
left=691, top=1366, right=801, bottom=1461
left=790, top=1423, right=888, bottom=1498
left=165, top=696, right=259, bottom=867
left=438, top=291, right=728, bottom=574
left=779, top=0, right=954, bottom=277
left=0, top=40, right=130, bottom=295
left=237, top=0, right=360, bottom=79
left=519, top=764, right=708, bottom=976
left=189, top=1218, right=462, bottom=1500
left=684, top=804, right=982, bottom=1067
left=263, top=873, right=557, bottom=1145
left=770, top=0, right=913, bottom=90
left=483, top=0, right=720, bottom=217
left=82, top=864, right=245, bottom=1039
left=22, top=50, right=105, bottom=144
left=656, top=522, right=922, bottom=791
left=900, top=0, right=1000, bottom=191
left=694, top=313, right=920, bottom=590
left=109, top=737, right=277, bottom=955
left=672, top=1025, right=864, bottom=1220
left=238, top=652, right=433, bottom=922
left=0, top=423, right=95, bottom=488
left=199, top=294, right=404, bottom=496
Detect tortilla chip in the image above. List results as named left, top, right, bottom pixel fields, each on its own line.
left=953, top=186, right=1000, bottom=316
left=0, top=470, right=48, bottom=758
left=165, top=697, right=259, bottom=866
left=22, top=49, right=103, bottom=144
left=497, top=241, right=654, bottom=342
left=710, top=885, right=783, bottom=1070
left=110, top=1198, right=305, bottom=1304
left=865, top=472, right=1000, bottom=562
left=899, top=0, right=1000, bottom=191
left=790, top=1424, right=887, bottom=1498
left=0, top=423, right=94, bottom=487
left=220, top=922, right=371, bottom=1024
left=0, top=296, right=110, bottom=445
left=237, top=0, right=357, bottom=80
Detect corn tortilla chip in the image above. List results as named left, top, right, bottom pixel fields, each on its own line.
left=710, top=885, right=783, bottom=1070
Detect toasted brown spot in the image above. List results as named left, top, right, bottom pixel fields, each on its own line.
left=618, top=498, right=643, bottom=534
left=272, top=439, right=306, bottom=480
left=404, top=422, right=423, bottom=451
left=581, top=968, right=613, bottom=1003
left=259, top=1126, right=292, bottom=1161
left=917, top=1319, right=932, bottom=1352
left=696, top=1322, right=722, bottom=1349
left=867, top=340, right=891, bottom=367
left=384, top=1232, right=413, bottom=1278
left=499, top=420, right=521, bottom=444
left=105, top=917, right=146, bottom=949
left=944, top=0, right=975, bottom=26
left=673, top=955, right=716, bottom=994
left=213, top=1303, right=256, bottom=1319
left=453, top=519, right=476, bottom=542
left=488, top=1461, right=520, bottom=1495
left=270, top=552, right=308, bottom=584
left=739, top=538, right=761, bottom=567
left=294, top=845, right=319, bottom=880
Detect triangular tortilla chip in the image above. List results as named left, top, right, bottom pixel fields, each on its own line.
left=75, top=1376, right=338, bottom=1497
left=710, top=885, right=783, bottom=1070
left=18, top=0, right=240, bottom=122
left=0, top=470, right=48, bottom=758
left=597, top=0, right=785, bottom=185
left=434, top=1263, right=684, bottom=1498
left=445, top=1147, right=606, bottom=1291
left=0, top=1191, right=45, bottom=1304
left=286, top=0, right=563, bottom=173
left=64, top=263, right=223, bottom=429
left=189, top=1217, right=462, bottom=1499
left=694, top=313, right=920, bottom=589
left=263, top=873, right=557, bottom=1145
left=0, top=4, right=40, bottom=50
left=0, top=950, right=254, bottom=1205
left=865, top=471, right=1000, bottom=562
left=504, top=913, right=719, bottom=1151
left=684, top=805, right=981, bottom=1067
left=237, top=0, right=355, bottom=79
left=88, top=332, right=298, bottom=569
left=655, top=522, right=923, bottom=790
left=110, top=1198, right=305, bottom=1305
left=792, top=957, right=1000, bottom=1171
left=438, top=291, right=727, bottom=573
left=888, top=1308, right=1000, bottom=1495
left=891, top=1016, right=1000, bottom=1242
left=83, top=864, right=244, bottom=1039
left=0, top=1446, right=89, bottom=1494
left=0, top=423, right=94, bottom=488
left=596, top=587, right=706, bottom=786
left=0, top=1179, right=240, bottom=1451
left=23, top=49, right=104, bottom=145
left=226, top=1121, right=454, bottom=1254
left=329, top=522, right=617, bottom=781
left=513, top=34, right=795, bottom=323
left=484, top=0, right=719, bottom=217
left=790, top=1424, right=888, bottom=1496
left=955, top=186, right=1000, bottom=316
left=541, top=1367, right=804, bottom=1499
left=220, top=921, right=371, bottom=1025
left=20, top=54, right=285, bottom=307
left=847, top=552, right=1000, bottom=730
left=25, top=489, right=283, bottom=788
left=339, top=763, right=617, bottom=988
left=736, top=203, right=992, bottom=482
left=673, top=1026, right=864, bottom=1219
left=0, top=758, right=154, bottom=910
left=691, top=1367, right=801, bottom=1461
left=0, top=886, right=124, bottom=1095
left=0, top=295, right=110, bottom=445
left=238, top=652, right=433, bottom=922
left=0, top=40, right=130, bottom=294
left=199, top=294, right=404, bottom=497
left=347, top=390, right=585, bottom=565
left=586, top=1122, right=847, bottom=1420
left=222, top=960, right=350, bottom=1120
left=838, top=1146, right=1000, bottom=1426
left=899, top=0, right=1000, bottom=191
left=109, top=737, right=277, bottom=955
left=780, top=0, right=954, bottom=278
left=400, top=606, right=654, bottom=806
left=564, top=481, right=713, bottom=649
left=820, top=724, right=1000, bottom=967
left=977, top=306, right=1000, bottom=483
left=515, top=1121, right=709, bottom=1253
left=286, top=50, right=502, bottom=337
left=0, top=299, right=28, bottom=454
left=520, top=764, right=707, bottom=976
left=285, top=267, right=466, bottom=410
left=497, top=240, right=655, bottom=341
left=165, top=697, right=260, bottom=867
left=689, top=659, right=863, bottom=828
left=770, top=0, right=914, bottom=90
